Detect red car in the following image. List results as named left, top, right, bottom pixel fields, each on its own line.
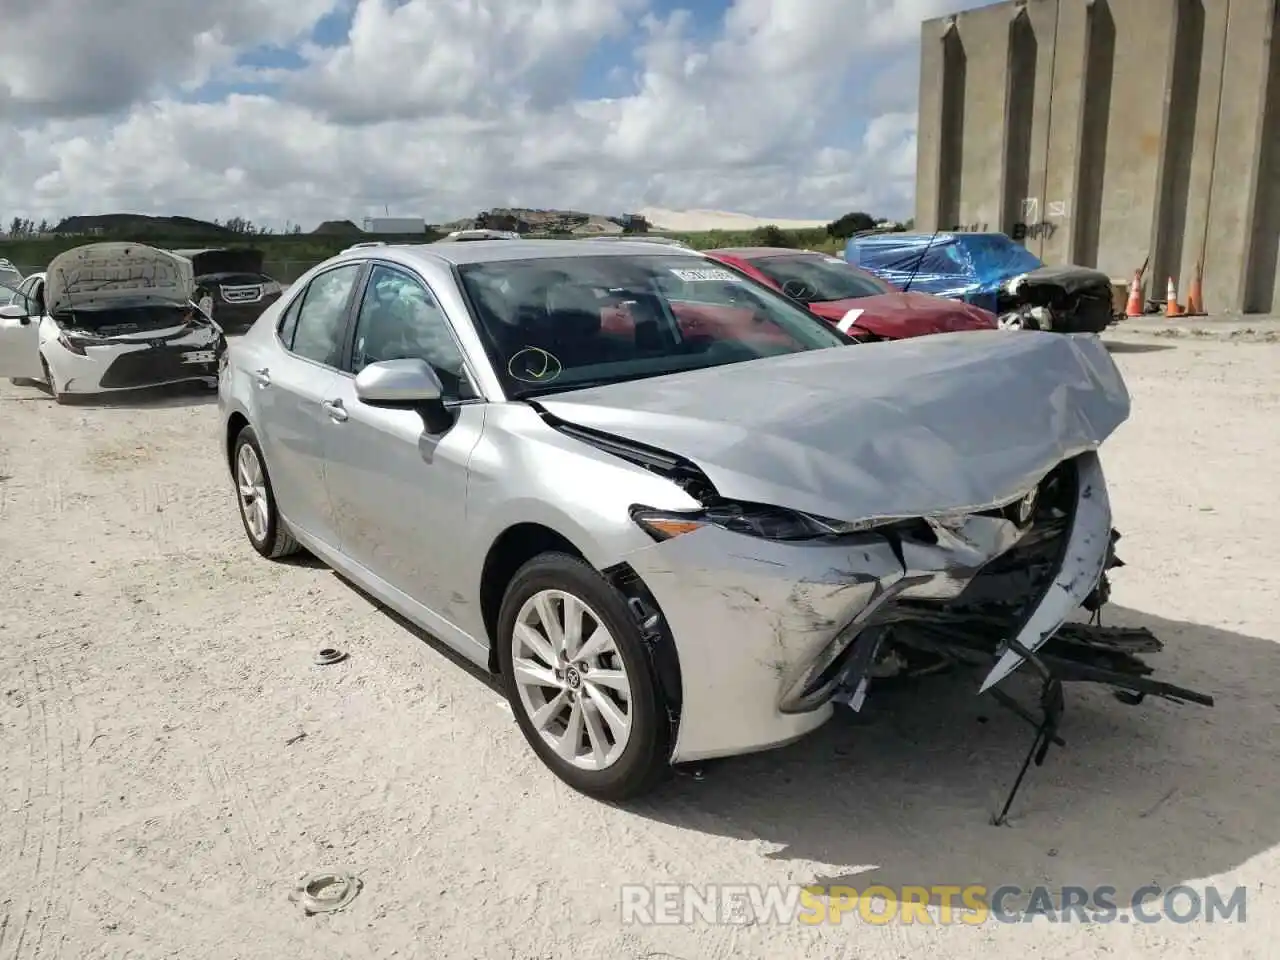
left=703, top=247, right=996, bottom=340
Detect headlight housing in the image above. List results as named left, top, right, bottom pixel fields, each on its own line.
left=630, top=502, right=899, bottom=543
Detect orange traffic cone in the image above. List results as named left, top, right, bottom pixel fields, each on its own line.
left=1165, top=277, right=1183, bottom=318
left=1186, top=263, right=1205, bottom=315
left=1125, top=271, right=1144, bottom=317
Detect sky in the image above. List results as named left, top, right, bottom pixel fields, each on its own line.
left=0, top=0, right=993, bottom=231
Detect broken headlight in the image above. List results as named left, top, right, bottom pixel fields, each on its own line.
left=1003, top=274, right=1028, bottom=295
left=630, top=503, right=897, bottom=543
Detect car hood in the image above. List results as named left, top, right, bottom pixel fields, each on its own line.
left=1008, top=264, right=1113, bottom=296
left=45, top=243, right=194, bottom=315
left=536, top=330, right=1129, bottom=523
left=171, top=248, right=265, bottom=278
left=808, top=291, right=995, bottom=338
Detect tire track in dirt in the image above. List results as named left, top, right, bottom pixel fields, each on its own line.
left=25, top=655, right=64, bottom=960
left=51, top=654, right=85, bottom=960
left=5, top=647, right=80, bottom=960
left=77, top=860, right=353, bottom=960
left=0, top=648, right=37, bottom=960
left=201, top=751, right=281, bottom=882
left=5, top=650, right=49, bottom=960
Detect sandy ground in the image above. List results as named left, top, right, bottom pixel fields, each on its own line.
left=1, top=329, right=1278, bottom=960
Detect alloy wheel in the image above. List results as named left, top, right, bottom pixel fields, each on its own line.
left=510, top=589, right=634, bottom=771
left=236, top=442, right=270, bottom=543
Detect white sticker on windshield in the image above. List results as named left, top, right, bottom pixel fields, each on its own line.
left=669, top=267, right=741, bottom=283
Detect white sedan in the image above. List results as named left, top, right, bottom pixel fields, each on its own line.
left=0, top=243, right=225, bottom=401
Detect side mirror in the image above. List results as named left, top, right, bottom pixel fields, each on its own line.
left=0, top=303, right=31, bottom=325
left=354, top=358, right=454, bottom=432
left=355, top=357, right=443, bottom=404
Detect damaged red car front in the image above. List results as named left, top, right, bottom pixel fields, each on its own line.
left=705, top=247, right=997, bottom=341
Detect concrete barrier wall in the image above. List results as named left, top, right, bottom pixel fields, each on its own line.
left=917, top=0, right=1279, bottom=314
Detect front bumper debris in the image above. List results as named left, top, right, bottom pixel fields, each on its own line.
left=622, top=449, right=1212, bottom=819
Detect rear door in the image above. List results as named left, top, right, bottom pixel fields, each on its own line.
left=255, top=262, right=364, bottom=548
left=320, top=262, right=486, bottom=622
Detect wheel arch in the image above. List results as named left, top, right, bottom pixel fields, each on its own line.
left=225, top=411, right=251, bottom=472
left=479, top=522, right=586, bottom=672
left=478, top=523, right=684, bottom=749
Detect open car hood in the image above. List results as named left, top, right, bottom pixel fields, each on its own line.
left=171, top=247, right=265, bottom=278
left=45, top=243, right=194, bottom=316
left=537, top=330, right=1130, bottom=523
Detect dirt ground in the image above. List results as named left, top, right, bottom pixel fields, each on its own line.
left=1, top=329, right=1277, bottom=960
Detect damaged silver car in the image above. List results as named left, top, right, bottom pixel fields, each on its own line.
left=218, top=240, right=1211, bottom=813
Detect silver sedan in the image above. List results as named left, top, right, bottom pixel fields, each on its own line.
left=218, top=239, right=1136, bottom=801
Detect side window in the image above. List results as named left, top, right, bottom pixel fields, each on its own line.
left=25, top=278, right=45, bottom=315
left=276, top=293, right=304, bottom=348
left=288, top=264, right=361, bottom=367
left=349, top=265, right=472, bottom=398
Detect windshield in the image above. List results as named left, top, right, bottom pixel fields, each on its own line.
left=456, top=254, right=849, bottom=398
left=748, top=254, right=893, bottom=304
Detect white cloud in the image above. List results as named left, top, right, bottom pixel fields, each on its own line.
left=1, top=0, right=962, bottom=231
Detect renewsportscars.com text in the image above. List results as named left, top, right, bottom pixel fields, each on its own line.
left=620, top=883, right=1248, bottom=926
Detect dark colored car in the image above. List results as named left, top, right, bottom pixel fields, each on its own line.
left=703, top=248, right=996, bottom=341
left=844, top=231, right=1116, bottom=333
left=172, top=248, right=284, bottom=335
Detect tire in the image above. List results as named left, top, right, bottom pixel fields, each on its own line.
left=231, top=425, right=301, bottom=559
left=497, top=552, right=671, bottom=801
left=41, top=358, right=69, bottom=404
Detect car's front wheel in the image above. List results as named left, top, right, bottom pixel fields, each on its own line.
left=497, top=552, right=670, bottom=801
left=41, top=357, right=69, bottom=404
left=231, top=425, right=300, bottom=559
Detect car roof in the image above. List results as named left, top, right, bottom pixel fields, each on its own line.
left=358, top=239, right=703, bottom=268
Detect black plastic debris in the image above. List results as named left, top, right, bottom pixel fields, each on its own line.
left=314, top=647, right=348, bottom=666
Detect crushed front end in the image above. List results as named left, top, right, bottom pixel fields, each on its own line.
left=620, top=449, right=1212, bottom=818
left=997, top=266, right=1117, bottom=334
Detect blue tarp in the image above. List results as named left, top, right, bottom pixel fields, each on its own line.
left=844, top=232, right=1044, bottom=314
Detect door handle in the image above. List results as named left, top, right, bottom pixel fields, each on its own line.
left=321, top=398, right=348, bottom=422
left=252, top=367, right=271, bottom=387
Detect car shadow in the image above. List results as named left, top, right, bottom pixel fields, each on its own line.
left=48, top=380, right=218, bottom=408
left=330, top=570, right=503, bottom=697
left=1104, top=341, right=1176, bottom=354
left=626, top=604, right=1277, bottom=904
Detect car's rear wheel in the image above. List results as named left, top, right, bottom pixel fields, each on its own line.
left=232, top=426, right=300, bottom=559
left=497, top=553, right=670, bottom=801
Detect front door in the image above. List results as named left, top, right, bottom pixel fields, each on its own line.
left=255, top=262, right=363, bottom=548
left=0, top=279, right=44, bottom=380
left=321, top=262, right=485, bottom=622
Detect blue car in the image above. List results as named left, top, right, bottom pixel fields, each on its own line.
left=844, top=231, right=1116, bottom=333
